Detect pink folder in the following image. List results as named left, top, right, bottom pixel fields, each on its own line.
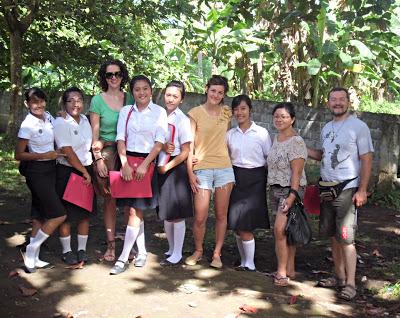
left=109, top=157, right=154, bottom=198
left=62, top=172, right=94, bottom=212
left=303, top=185, right=320, bottom=215
left=158, top=124, right=176, bottom=167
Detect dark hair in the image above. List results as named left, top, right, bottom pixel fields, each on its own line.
left=61, top=87, right=84, bottom=107
left=328, top=87, right=350, bottom=101
left=97, top=59, right=129, bottom=92
left=129, top=75, right=152, bottom=93
left=206, top=75, right=229, bottom=94
left=165, top=80, right=186, bottom=99
left=231, top=94, right=252, bottom=110
left=272, top=102, right=296, bottom=126
left=24, top=87, right=47, bottom=102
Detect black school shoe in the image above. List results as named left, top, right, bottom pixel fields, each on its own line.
left=61, top=251, right=78, bottom=265
left=77, top=250, right=88, bottom=263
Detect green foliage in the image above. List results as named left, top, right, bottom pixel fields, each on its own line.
left=370, top=189, right=400, bottom=210
left=379, top=281, right=400, bottom=300
left=359, top=98, right=400, bottom=115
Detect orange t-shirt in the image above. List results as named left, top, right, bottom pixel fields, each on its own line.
left=188, top=105, right=232, bottom=170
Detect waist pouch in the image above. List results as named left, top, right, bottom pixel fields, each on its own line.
left=318, top=177, right=357, bottom=201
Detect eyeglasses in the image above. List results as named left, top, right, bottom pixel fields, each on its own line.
left=66, top=99, right=83, bottom=104
left=105, top=71, right=122, bottom=79
left=273, top=115, right=291, bottom=120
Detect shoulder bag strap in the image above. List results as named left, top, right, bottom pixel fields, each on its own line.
left=125, top=106, right=134, bottom=145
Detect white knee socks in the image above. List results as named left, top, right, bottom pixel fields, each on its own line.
left=60, top=236, right=72, bottom=254
left=136, top=221, right=147, bottom=257
left=242, top=239, right=256, bottom=270
left=30, top=236, right=49, bottom=268
left=77, top=234, right=88, bottom=251
left=166, top=220, right=185, bottom=264
left=25, top=229, right=49, bottom=269
left=164, top=220, right=174, bottom=256
left=117, top=225, right=140, bottom=266
left=235, top=235, right=245, bottom=267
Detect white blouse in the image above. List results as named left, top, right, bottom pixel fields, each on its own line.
left=54, top=114, right=93, bottom=166
left=226, top=122, right=272, bottom=169
left=116, top=101, right=168, bottom=153
left=167, top=107, right=193, bottom=156
left=18, top=112, right=55, bottom=159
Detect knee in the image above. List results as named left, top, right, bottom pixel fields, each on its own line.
left=194, top=216, right=207, bottom=227
left=214, top=213, right=227, bottom=223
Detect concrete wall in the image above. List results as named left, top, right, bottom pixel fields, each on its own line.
left=1, top=90, right=399, bottom=190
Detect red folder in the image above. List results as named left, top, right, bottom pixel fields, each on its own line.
left=62, top=172, right=94, bottom=212
left=158, top=124, right=176, bottom=167
left=109, top=156, right=154, bottom=198
left=303, top=185, right=320, bottom=215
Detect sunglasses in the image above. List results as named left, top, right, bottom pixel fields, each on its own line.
left=105, top=71, right=122, bottom=79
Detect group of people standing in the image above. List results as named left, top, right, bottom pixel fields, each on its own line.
left=16, top=58, right=373, bottom=302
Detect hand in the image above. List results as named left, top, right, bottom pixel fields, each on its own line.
left=192, top=156, right=199, bottom=166
left=121, top=163, right=133, bottom=181
left=96, top=159, right=108, bottom=177
left=134, top=162, right=149, bottom=181
left=352, top=190, right=368, bottom=207
left=163, top=142, right=175, bottom=154
left=158, top=165, right=167, bottom=174
left=42, top=151, right=59, bottom=160
left=83, top=172, right=92, bottom=185
left=188, top=172, right=200, bottom=194
left=280, top=195, right=295, bottom=214
left=91, top=140, right=104, bottom=153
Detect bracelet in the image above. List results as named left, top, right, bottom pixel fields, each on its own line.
left=95, top=157, right=104, bottom=162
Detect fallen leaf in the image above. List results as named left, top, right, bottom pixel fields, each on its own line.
left=0, top=220, right=11, bottom=225
left=19, top=219, right=32, bottom=224
left=365, top=307, right=385, bottom=316
left=289, top=295, right=298, bottom=305
left=239, top=304, right=258, bottom=313
left=65, top=261, right=84, bottom=270
left=9, top=269, right=21, bottom=278
left=372, top=249, right=384, bottom=258
left=19, top=285, right=37, bottom=297
left=311, top=270, right=330, bottom=275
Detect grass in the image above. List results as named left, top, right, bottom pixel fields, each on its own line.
left=379, top=281, right=400, bottom=300
left=0, top=136, right=28, bottom=195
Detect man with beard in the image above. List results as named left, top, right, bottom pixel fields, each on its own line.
left=308, top=87, right=373, bottom=301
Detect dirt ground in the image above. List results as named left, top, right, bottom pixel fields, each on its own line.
left=0, top=186, right=399, bottom=318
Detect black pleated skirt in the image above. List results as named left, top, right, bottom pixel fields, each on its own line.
left=157, top=161, right=193, bottom=221
left=228, top=166, right=270, bottom=231
left=56, top=164, right=96, bottom=222
left=25, top=160, right=66, bottom=220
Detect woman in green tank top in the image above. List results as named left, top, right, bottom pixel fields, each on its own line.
left=89, top=59, right=134, bottom=262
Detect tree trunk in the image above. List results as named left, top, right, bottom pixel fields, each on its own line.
left=6, top=29, right=24, bottom=141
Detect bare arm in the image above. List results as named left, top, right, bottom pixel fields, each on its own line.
left=117, top=140, right=133, bottom=181
left=59, top=146, right=91, bottom=184
left=134, top=142, right=163, bottom=181
left=186, top=117, right=200, bottom=193
left=307, top=147, right=323, bottom=161
left=15, top=138, right=59, bottom=161
left=281, top=158, right=305, bottom=212
left=158, top=142, right=190, bottom=174
left=352, top=152, right=373, bottom=207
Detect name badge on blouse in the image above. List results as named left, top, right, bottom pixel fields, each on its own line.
left=74, top=130, right=78, bottom=135
left=38, top=129, right=43, bottom=134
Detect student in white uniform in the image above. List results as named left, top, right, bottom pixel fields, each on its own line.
left=54, top=87, right=94, bottom=265
left=226, top=95, right=272, bottom=271
left=15, top=87, right=67, bottom=273
left=157, top=81, right=193, bottom=266
left=110, top=75, right=168, bottom=275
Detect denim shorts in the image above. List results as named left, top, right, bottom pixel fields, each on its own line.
left=194, top=167, right=235, bottom=190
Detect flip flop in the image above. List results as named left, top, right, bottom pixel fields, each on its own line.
left=274, top=275, right=290, bottom=287
left=103, top=240, right=115, bottom=262
left=338, top=285, right=357, bottom=301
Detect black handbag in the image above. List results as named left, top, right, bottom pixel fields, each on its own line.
left=285, top=189, right=312, bottom=246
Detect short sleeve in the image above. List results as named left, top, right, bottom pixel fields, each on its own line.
left=187, top=106, right=200, bottom=123
left=89, top=95, right=102, bottom=115
left=356, top=123, right=374, bottom=156
left=287, top=136, right=308, bottom=161
left=115, top=106, right=130, bottom=142
left=54, top=118, right=72, bottom=148
left=178, top=115, right=193, bottom=144
left=261, top=129, right=272, bottom=158
left=18, top=123, right=33, bottom=140
left=154, top=109, right=168, bottom=143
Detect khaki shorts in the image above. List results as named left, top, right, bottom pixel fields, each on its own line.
left=269, top=186, right=304, bottom=225
left=319, top=188, right=357, bottom=244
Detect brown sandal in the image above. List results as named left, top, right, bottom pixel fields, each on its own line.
left=317, top=276, right=346, bottom=288
left=274, top=275, right=290, bottom=287
left=103, top=240, right=115, bottom=262
left=338, top=285, right=357, bottom=301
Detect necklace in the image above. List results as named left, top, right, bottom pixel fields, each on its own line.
left=329, top=117, right=348, bottom=143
